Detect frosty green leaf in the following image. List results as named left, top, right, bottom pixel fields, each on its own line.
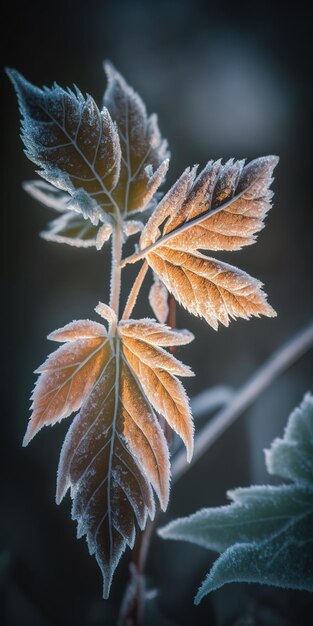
left=159, top=393, right=313, bottom=601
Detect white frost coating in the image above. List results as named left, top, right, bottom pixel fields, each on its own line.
left=119, top=318, right=194, bottom=346
left=103, top=62, right=170, bottom=215
left=41, top=212, right=97, bottom=248
left=148, top=275, right=169, bottom=323
left=96, top=223, right=113, bottom=250
left=48, top=319, right=107, bottom=342
left=95, top=302, right=117, bottom=329
left=120, top=319, right=194, bottom=460
left=141, top=156, right=279, bottom=254
left=23, top=180, right=70, bottom=212
left=159, top=393, right=313, bottom=601
left=147, top=249, right=276, bottom=331
left=140, top=167, right=194, bottom=248
left=123, top=220, right=144, bottom=238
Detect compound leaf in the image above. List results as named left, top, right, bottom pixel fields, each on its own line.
left=7, top=69, right=121, bottom=223
left=119, top=319, right=194, bottom=460
left=24, top=310, right=195, bottom=596
left=159, top=393, right=313, bottom=600
left=41, top=212, right=98, bottom=247
left=138, top=156, right=278, bottom=329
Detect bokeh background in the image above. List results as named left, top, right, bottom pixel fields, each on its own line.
left=2, top=0, right=313, bottom=624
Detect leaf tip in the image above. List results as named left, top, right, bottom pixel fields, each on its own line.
left=5, top=66, right=20, bottom=85
left=22, top=423, right=34, bottom=447
left=95, top=302, right=117, bottom=329
left=194, top=590, right=203, bottom=605
left=266, top=154, right=280, bottom=167
left=186, top=441, right=194, bottom=463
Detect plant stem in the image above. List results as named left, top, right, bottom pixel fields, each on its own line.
left=121, top=260, right=149, bottom=321
left=172, top=320, right=313, bottom=483
left=117, top=519, right=156, bottom=626
left=109, top=218, right=123, bottom=327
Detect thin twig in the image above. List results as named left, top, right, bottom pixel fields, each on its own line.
left=121, top=260, right=149, bottom=321
left=172, top=320, right=313, bottom=483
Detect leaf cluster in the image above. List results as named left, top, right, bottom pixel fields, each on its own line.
left=8, top=62, right=278, bottom=597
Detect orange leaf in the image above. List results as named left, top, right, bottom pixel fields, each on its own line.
left=25, top=311, right=195, bottom=596
left=138, top=156, right=278, bottom=329
left=24, top=320, right=109, bottom=445
left=119, top=319, right=194, bottom=460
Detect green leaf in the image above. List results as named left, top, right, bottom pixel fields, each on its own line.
left=265, top=393, right=313, bottom=487
left=159, top=393, right=313, bottom=601
left=195, top=503, right=313, bottom=602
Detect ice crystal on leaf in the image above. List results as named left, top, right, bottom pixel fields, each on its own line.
left=23, top=307, right=194, bottom=596
left=138, top=156, right=278, bottom=330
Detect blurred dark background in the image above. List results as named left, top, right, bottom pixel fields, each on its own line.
left=1, top=0, right=313, bottom=624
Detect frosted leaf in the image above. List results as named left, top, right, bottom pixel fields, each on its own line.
left=7, top=69, right=121, bottom=215
left=41, top=212, right=98, bottom=248
left=119, top=318, right=194, bottom=460
left=23, top=180, right=70, bottom=212
left=119, top=319, right=194, bottom=346
left=24, top=320, right=110, bottom=445
left=103, top=62, right=169, bottom=214
left=265, top=393, right=313, bottom=487
left=148, top=275, right=169, bottom=324
left=140, top=168, right=194, bottom=250
left=141, top=156, right=278, bottom=251
left=25, top=315, right=172, bottom=598
left=123, top=220, right=144, bottom=238
left=159, top=393, right=313, bottom=600
left=48, top=319, right=107, bottom=342
left=55, top=334, right=169, bottom=598
left=94, top=302, right=117, bottom=329
left=149, top=251, right=275, bottom=331
left=67, top=188, right=104, bottom=226
left=96, top=223, right=113, bottom=250
left=139, top=157, right=278, bottom=329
